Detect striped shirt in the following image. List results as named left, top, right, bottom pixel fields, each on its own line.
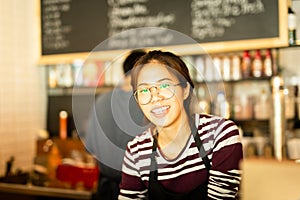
left=119, top=114, right=243, bottom=199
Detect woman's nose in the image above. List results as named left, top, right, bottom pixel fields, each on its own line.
left=150, top=87, right=163, bottom=103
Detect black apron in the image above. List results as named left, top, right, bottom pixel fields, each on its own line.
left=147, top=129, right=211, bottom=200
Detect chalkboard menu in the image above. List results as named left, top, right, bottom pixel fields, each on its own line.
left=40, top=0, right=288, bottom=62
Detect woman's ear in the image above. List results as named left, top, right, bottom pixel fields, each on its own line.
left=183, top=82, right=190, bottom=100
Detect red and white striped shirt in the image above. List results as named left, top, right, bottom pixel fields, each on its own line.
left=119, top=114, right=243, bottom=199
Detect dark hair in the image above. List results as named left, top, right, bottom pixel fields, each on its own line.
left=131, top=50, right=195, bottom=119
left=123, top=49, right=146, bottom=75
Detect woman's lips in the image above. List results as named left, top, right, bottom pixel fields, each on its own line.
left=150, top=105, right=170, bottom=118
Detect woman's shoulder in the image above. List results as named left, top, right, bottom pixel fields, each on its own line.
left=196, top=114, right=241, bottom=152
left=126, top=129, right=153, bottom=152
left=197, top=113, right=238, bottom=127
left=196, top=113, right=239, bottom=140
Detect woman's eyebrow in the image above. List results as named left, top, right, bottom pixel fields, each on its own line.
left=157, top=78, right=173, bottom=82
left=137, top=78, right=173, bottom=87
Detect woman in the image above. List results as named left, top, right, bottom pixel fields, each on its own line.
left=118, top=50, right=243, bottom=199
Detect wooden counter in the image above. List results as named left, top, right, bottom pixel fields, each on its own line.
left=241, top=159, right=300, bottom=200
left=0, top=182, right=93, bottom=200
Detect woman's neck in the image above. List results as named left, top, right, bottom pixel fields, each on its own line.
left=156, top=123, right=190, bottom=143
left=155, top=113, right=191, bottom=159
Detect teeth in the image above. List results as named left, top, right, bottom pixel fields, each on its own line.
left=151, top=106, right=169, bottom=114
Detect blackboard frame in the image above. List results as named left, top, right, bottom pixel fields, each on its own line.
left=38, top=0, right=288, bottom=64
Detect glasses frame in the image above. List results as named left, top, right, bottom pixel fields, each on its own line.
left=133, top=83, right=181, bottom=105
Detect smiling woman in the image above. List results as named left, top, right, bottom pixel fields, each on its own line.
left=118, top=50, right=243, bottom=200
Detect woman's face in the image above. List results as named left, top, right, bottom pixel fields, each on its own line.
left=136, top=62, right=190, bottom=128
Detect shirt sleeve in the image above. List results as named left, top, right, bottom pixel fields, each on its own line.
left=207, top=119, right=243, bottom=200
left=118, top=143, right=148, bottom=200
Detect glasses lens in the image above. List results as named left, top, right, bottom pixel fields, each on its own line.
left=135, top=83, right=177, bottom=105
left=158, top=83, right=175, bottom=99
left=135, top=88, right=152, bottom=105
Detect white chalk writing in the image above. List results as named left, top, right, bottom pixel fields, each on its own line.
left=42, top=0, right=71, bottom=51
left=191, top=0, right=265, bottom=40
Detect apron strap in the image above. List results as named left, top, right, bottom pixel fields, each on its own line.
left=192, top=127, right=211, bottom=171
left=150, top=135, right=158, bottom=180
left=193, top=114, right=211, bottom=171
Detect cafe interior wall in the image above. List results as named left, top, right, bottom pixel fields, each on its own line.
left=0, top=0, right=47, bottom=175
left=0, top=0, right=300, bottom=177
left=279, top=47, right=300, bottom=85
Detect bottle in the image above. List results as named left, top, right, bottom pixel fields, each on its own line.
left=212, top=56, right=222, bottom=81
left=245, top=142, right=257, bottom=158
left=214, top=92, right=230, bottom=119
left=263, top=142, right=273, bottom=159
left=231, top=54, right=241, bottom=80
left=222, top=55, right=231, bottom=81
left=263, top=49, right=273, bottom=77
left=254, top=89, right=270, bottom=120
left=197, top=87, right=210, bottom=114
left=234, top=94, right=252, bottom=120
left=194, top=56, right=205, bottom=82
left=252, top=50, right=263, bottom=78
left=204, top=56, right=214, bottom=82
left=47, top=143, right=62, bottom=180
left=288, top=6, right=297, bottom=46
left=48, top=66, right=57, bottom=88
left=64, top=64, right=73, bottom=87
left=241, top=50, right=251, bottom=78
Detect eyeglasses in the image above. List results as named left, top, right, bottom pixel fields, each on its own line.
left=134, top=83, right=181, bottom=105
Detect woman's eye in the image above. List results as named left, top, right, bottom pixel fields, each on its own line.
left=159, top=83, right=170, bottom=89
left=139, top=88, right=149, bottom=93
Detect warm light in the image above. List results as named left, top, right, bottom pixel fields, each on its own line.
left=59, top=110, right=68, bottom=139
